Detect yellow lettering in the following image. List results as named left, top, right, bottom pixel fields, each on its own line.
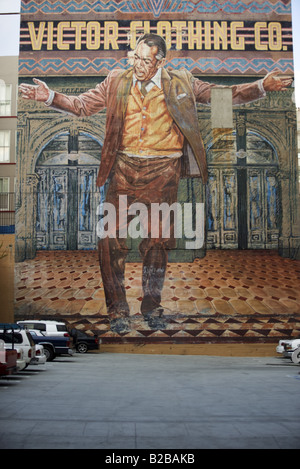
left=57, top=21, right=70, bottom=50
left=28, top=21, right=45, bottom=51
left=143, top=21, right=150, bottom=35
left=157, top=21, right=172, bottom=50
left=231, top=21, right=245, bottom=50
left=269, top=22, right=282, bottom=51
left=71, top=21, right=86, bottom=50
left=104, top=21, right=119, bottom=50
left=129, top=21, right=151, bottom=49
left=188, top=21, right=202, bottom=50
left=214, top=21, right=228, bottom=50
left=130, top=21, right=143, bottom=50
left=86, top=21, right=101, bottom=50
left=204, top=22, right=211, bottom=50
left=172, top=21, right=187, bottom=50
left=47, top=22, right=54, bottom=50
left=129, top=21, right=150, bottom=49
left=255, top=22, right=268, bottom=50
left=25, top=19, right=286, bottom=53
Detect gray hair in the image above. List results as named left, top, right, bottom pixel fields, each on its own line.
left=136, top=33, right=167, bottom=60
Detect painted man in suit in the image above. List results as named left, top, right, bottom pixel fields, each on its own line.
left=20, top=33, right=292, bottom=334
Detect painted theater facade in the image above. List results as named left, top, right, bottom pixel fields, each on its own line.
left=15, top=0, right=300, bottom=349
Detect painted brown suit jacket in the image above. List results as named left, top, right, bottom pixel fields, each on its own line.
left=50, top=68, right=265, bottom=186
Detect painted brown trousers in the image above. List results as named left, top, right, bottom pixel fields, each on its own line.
left=98, top=152, right=181, bottom=318
left=49, top=67, right=265, bottom=319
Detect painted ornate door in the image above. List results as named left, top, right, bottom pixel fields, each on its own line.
left=36, top=166, right=100, bottom=250
left=207, top=168, right=238, bottom=248
left=206, top=131, right=279, bottom=250
left=248, top=168, right=279, bottom=249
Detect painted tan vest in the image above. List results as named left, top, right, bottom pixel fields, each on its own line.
left=120, top=82, right=184, bottom=156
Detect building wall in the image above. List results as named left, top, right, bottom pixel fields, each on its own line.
left=16, top=0, right=300, bottom=261
left=0, top=56, right=18, bottom=322
left=0, top=56, right=18, bottom=225
left=0, top=56, right=18, bottom=182
left=0, top=235, right=14, bottom=323
left=297, top=108, right=300, bottom=192
left=14, top=0, right=300, bottom=346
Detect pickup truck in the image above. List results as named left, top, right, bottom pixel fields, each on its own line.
left=70, top=328, right=100, bottom=353
left=28, top=330, right=73, bottom=361
left=0, top=339, right=17, bottom=376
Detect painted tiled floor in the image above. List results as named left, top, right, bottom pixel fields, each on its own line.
left=14, top=250, right=300, bottom=344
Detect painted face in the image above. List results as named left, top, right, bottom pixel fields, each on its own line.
left=133, top=41, right=161, bottom=81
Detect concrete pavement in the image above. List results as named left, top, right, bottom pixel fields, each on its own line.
left=0, top=352, right=299, bottom=449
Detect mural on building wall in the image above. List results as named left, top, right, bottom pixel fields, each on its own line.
left=15, top=0, right=300, bottom=344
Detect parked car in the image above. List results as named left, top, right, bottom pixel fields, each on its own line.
left=5, top=345, right=27, bottom=371
left=291, top=346, right=300, bottom=364
left=276, top=339, right=296, bottom=354
left=16, top=348, right=27, bottom=371
left=0, top=338, right=17, bottom=376
left=30, top=344, right=47, bottom=365
left=0, top=349, right=17, bottom=376
left=276, top=339, right=290, bottom=354
left=70, top=329, right=100, bottom=353
left=0, top=325, right=36, bottom=368
left=28, top=330, right=73, bottom=361
left=17, top=320, right=69, bottom=338
left=283, top=338, right=300, bottom=359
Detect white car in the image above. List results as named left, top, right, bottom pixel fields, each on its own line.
left=17, top=320, right=69, bottom=338
left=30, top=344, right=47, bottom=365
left=15, top=347, right=27, bottom=371
left=0, top=326, right=36, bottom=368
left=292, top=347, right=300, bottom=364
left=276, top=339, right=291, bottom=354
left=283, top=338, right=300, bottom=359
left=4, top=345, right=26, bottom=372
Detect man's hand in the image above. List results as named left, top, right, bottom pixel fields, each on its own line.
left=263, top=70, right=293, bottom=92
left=19, top=78, right=50, bottom=102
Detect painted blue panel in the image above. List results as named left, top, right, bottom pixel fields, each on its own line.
left=266, top=174, right=278, bottom=230
left=79, top=171, right=93, bottom=231
left=207, top=174, right=217, bottom=231
left=223, top=173, right=235, bottom=230
left=249, top=174, right=261, bottom=230
left=36, top=170, right=48, bottom=233
left=52, top=174, right=66, bottom=231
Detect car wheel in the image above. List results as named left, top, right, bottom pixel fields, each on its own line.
left=292, top=348, right=300, bottom=364
left=77, top=343, right=88, bottom=354
left=43, top=346, right=55, bottom=361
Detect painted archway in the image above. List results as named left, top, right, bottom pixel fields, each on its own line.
left=206, top=129, right=280, bottom=250
left=35, top=130, right=103, bottom=250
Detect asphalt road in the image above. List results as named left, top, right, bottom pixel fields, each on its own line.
left=0, top=352, right=299, bottom=450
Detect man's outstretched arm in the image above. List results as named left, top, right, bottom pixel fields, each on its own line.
left=19, top=76, right=109, bottom=117
left=192, top=70, right=293, bottom=106
left=262, top=70, right=293, bottom=91
left=19, top=78, right=51, bottom=103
